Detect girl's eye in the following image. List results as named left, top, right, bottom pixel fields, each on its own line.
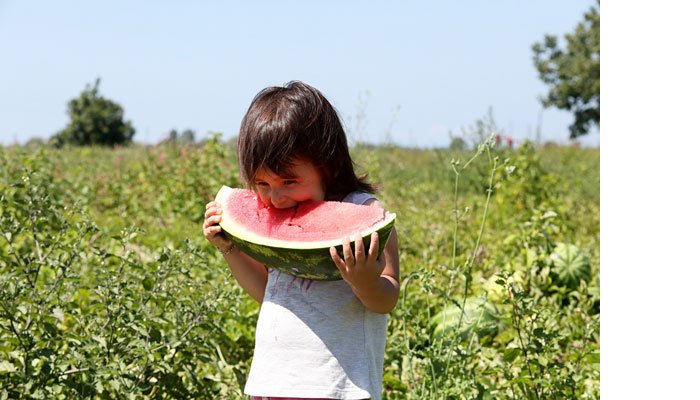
left=283, top=180, right=298, bottom=186
left=255, top=181, right=269, bottom=187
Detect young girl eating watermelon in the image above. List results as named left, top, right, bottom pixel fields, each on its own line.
left=202, top=81, right=400, bottom=400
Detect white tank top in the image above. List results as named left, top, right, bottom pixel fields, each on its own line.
left=244, top=191, right=386, bottom=400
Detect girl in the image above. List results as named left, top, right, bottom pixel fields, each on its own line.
left=202, top=81, right=400, bottom=400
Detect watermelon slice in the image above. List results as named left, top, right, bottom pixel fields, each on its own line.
left=215, top=185, right=396, bottom=280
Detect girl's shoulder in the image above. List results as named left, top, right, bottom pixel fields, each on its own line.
left=342, top=191, right=377, bottom=206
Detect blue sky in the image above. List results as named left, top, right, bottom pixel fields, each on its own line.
left=0, top=1, right=598, bottom=147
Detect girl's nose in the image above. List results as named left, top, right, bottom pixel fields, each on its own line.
left=269, top=188, right=286, bottom=208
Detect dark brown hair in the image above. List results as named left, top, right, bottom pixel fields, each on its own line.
left=237, top=81, right=375, bottom=200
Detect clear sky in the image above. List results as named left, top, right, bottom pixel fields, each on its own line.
left=0, top=1, right=598, bottom=147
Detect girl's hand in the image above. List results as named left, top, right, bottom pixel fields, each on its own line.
left=330, top=232, right=385, bottom=292
left=203, top=201, right=234, bottom=251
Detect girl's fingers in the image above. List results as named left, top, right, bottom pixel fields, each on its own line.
left=202, top=200, right=229, bottom=247
left=204, top=202, right=222, bottom=217
left=354, top=234, right=365, bottom=265
left=203, top=225, right=222, bottom=239
left=367, top=232, right=379, bottom=261
left=330, top=246, right=346, bottom=271
left=342, top=237, right=354, bottom=267
left=205, top=202, right=222, bottom=216
left=204, top=207, right=222, bottom=219
left=204, top=223, right=221, bottom=233
left=203, top=214, right=222, bottom=227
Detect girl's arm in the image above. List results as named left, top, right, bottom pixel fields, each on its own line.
left=330, top=199, right=400, bottom=314
left=204, top=201, right=268, bottom=303
left=219, top=248, right=268, bottom=304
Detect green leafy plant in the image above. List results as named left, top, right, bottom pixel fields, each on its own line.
left=1, top=135, right=599, bottom=399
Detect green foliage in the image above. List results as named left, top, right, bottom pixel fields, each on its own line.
left=0, top=138, right=599, bottom=399
left=532, top=2, right=600, bottom=138
left=383, top=140, right=599, bottom=399
left=51, top=78, right=136, bottom=147
left=1, top=141, right=251, bottom=398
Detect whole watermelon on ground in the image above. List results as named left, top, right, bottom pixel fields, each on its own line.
left=549, top=242, right=591, bottom=290
left=431, top=298, right=502, bottom=341
left=215, top=186, right=396, bottom=280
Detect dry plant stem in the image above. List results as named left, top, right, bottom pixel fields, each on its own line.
left=400, top=273, right=440, bottom=398
left=59, top=368, right=90, bottom=377
left=402, top=139, right=489, bottom=399
left=443, top=143, right=497, bottom=381
left=511, top=292, right=542, bottom=400
left=399, top=275, right=419, bottom=389
left=445, top=146, right=484, bottom=299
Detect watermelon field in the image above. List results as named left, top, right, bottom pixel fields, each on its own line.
left=0, top=137, right=600, bottom=399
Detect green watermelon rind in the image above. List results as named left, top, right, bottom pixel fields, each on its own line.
left=215, top=185, right=396, bottom=281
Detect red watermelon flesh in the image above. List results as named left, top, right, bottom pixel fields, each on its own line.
left=224, top=188, right=389, bottom=243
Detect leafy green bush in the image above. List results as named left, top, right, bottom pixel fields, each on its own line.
left=1, top=145, right=254, bottom=398
left=1, top=138, right=599, bottom=399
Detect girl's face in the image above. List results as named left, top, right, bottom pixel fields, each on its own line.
left=253, top=159, right=325, bottom=209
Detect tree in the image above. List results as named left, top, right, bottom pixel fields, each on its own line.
left=51, top=78, right=135, bottom=147
left=448, top=133, right=467, bottom=151
left=180, top=129, right=196, bottom=143
left=168, top=129, right=178, bottom=142
left=532, top=2, right=600, bottom=138
left=163, top=128, right=196, bottom=145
